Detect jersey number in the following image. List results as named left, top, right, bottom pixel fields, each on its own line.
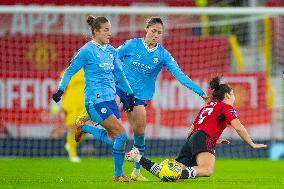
left=197, top=107, right=214, bottom=124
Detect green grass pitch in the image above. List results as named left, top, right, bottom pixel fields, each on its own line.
left=0, top=158, right=283, bottom=189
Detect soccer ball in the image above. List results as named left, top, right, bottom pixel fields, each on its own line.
left=158, top=159, right=182, bottom=182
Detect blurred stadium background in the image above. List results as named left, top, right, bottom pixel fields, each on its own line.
left=0, top=0, right=283, bottom=160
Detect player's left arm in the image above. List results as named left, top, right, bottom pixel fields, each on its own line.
left=224, top=106, right=267, bottom=149
left=230, top=119, right=267, bottom=148
left=113, top=51, right=135, bottom=111
left=163, top=50, right=207, bottom=98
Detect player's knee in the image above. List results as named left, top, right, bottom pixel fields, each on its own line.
left=112, top=123, right=126, bottom=135
left=107, top=133, right=115, bottom=141
left=132, top=121, right=146, bottom=134
left=116, top=126, right=126, bottom=135
left=202, top=168, right=213, bottom=177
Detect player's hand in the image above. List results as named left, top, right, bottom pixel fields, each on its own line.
left=251, top=143, right=267, bottom=149
left=216, top=138, right=230, bottom=145
left=52, top=90, right=63, bottom=103
left=126, top=93, right=135, bottom=112
left=202, top=95, right=210, bottom=103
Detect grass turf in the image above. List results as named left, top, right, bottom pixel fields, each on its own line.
left=0, top=158, right=283, bottom=189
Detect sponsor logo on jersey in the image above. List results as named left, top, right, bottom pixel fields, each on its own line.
left=99, top=62, right=114, bottom=72
left=132, top=61, right=153, bottom=73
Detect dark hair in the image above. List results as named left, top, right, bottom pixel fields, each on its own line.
left=146, top=17, right=163, bottom=28
left=86, top=15, right=109, bottom=36
left=209, top=76, right=232, bottom=101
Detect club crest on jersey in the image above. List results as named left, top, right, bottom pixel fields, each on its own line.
left=101, top=108, right=107, bottom=114
left=153, top=57, right=158, bottom=64
left=230, top=109, right=237, bottom=117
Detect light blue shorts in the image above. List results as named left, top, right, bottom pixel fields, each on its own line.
left=85, top=100, right=121, bottom=124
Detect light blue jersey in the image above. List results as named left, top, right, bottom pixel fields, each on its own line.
left=58, top=40, right=133, bottom=104
left=117, top=38, right=206, bottom=100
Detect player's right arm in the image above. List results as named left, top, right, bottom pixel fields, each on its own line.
left=230, top=119, right=267, bottom=149
left=53, top=49, right=87, bottom=103
left=187, top=124, right=194, bottom=136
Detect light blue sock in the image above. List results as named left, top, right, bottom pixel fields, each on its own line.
left=133, top=134, right=145, bottom=170
left=81, top=124, right=114, bottom=145
left=112, top=133, right=127, bottom=177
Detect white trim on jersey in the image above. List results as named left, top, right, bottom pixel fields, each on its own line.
left=91, top=40, right=107, bottom=51
left=142, top=38, right=159, bottom=53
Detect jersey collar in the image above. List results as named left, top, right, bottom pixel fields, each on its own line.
left=142, top=38, right=159, bottom=53
left=91, top=40, right=107, bottom=51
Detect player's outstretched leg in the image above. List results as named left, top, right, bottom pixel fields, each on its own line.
left=75, top=118, right=114, bottom=145
left=126, top=148, right=160, bottom=178
left=82, top=124, right=114, bottom=145
left=180, top=167, right=196, bottom=179
left=179, top=152, right=215, bottom=180
left=131, top=134, right=148, bottom=181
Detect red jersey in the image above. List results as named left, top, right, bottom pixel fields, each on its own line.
left=192, top=100, right=238, bottom=144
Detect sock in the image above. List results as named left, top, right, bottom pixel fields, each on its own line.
left=138, top=156, right=160, bottom=178
left=133, top=134, right=145, bottom=170
left=112, top=133, right=127, bottom=177
left=66, top=130, right=77, bottom=157
left=133, top=154, right=142, bottom=163
left=81, top=124, right=114, bottom=145
left=180, top=167, right=196, bottom=179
